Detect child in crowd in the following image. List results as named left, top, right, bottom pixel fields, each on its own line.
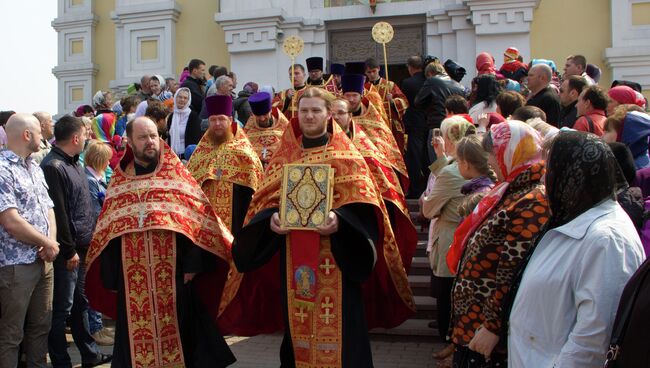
left=455, top=134, right=496, bottom=219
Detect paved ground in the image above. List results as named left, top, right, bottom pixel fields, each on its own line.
left=59, top=333, right=446, bottom=367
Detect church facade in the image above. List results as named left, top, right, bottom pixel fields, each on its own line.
left=53, top=0, right=650, bottom=116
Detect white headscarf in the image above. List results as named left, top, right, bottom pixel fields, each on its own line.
left=134, top=100, right=149, bottom=118
left=170, top=87, right=192, bottom=155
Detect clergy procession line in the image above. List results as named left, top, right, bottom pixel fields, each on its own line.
left=1, top=49, right=650, bottom=368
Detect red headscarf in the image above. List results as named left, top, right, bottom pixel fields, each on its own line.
left=608, top=86, right=646, bottom=108
left=476, top=52, right=496, bottom=75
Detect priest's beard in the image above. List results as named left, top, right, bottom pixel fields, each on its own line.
left=207, top=127, right=234, bottom=146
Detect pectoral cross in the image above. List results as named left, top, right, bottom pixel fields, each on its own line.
left=262, top=147, right=268, bottom=160
left=216, top=168, right=222, bottom=179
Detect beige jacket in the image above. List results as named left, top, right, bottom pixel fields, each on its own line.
left=422, top=156, right=468, bottom=277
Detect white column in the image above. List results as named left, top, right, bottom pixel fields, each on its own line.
left=52, top=0, right=98, bottom=117
left=604, top=0, right=650, bottom=90
left=110, top=0, right=181, bottom=92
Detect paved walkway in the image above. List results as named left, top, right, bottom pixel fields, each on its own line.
left=60, top=333, right=446, bottom=367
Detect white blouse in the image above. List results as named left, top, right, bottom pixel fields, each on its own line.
left=508, top=199, right=645, bottom=368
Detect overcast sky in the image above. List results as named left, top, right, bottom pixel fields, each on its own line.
left=0, top=1, right=58, bottom=114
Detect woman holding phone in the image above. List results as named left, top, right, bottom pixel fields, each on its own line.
left=421, top=115, right=476, bottom=365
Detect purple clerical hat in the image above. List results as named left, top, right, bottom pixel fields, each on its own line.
left=249, top=92, right=272, bottom=116
left=205, top=95, right=232, bottom=117
left=341, top=74, right=365, bottom=94
left=306, top=57, right=324, bottom=71
left=344, top=62, right=366, bottom=75
left=330, top=63, right=345, bottom=76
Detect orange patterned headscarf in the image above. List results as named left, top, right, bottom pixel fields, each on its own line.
left=447, top=121, right=543, bottom=274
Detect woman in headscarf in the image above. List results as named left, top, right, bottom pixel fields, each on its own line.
left=447, top=121, right=549, bottom=367
left=166, top=87, right=203, bottom=158
left=508, top=131, right=645, bottom=368
left=421, top=115, right=475, bottom=363
left=91, top=90, right=123, bottom=169
left=602, top=105, right=650, bottom=169
left=607, top=85, right=647, bottom=115
left=150, top=74, right=173, bottom=102
left=476, top=52, right=497, bottom=76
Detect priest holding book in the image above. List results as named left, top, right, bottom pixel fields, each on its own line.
left=225, top=87, right=414, bottom=367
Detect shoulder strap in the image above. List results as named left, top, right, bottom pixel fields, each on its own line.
left=584, top=115, right=595, bottom=133
left=606, top=259, right=650, bottom=365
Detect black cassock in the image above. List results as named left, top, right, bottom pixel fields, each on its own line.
left=233, top=203, right=379, bottom=368
left=99, top=162, right=236, bottom=368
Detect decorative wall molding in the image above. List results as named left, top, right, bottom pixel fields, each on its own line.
left=109, top=0, right=181, bottom=91
left=465, top=0, right=538, bottom=35
left=604, top=0, right=650, bottom=90
left=605, top=47, right=650, bottom=90
left=215, top=0, right=541, bottom=89
left=53, top=0, right=97, bottom=116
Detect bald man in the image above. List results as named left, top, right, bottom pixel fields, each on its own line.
left=0, top=113, right=59, bottom=367
left=526, top=63, right=561, bottom=126
left=31, top=111, right=54, bottom=164
left=84, top=117, right=236, bottom=367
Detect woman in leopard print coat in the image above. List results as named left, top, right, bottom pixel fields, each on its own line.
left=447, top=121, right=549, bottom=367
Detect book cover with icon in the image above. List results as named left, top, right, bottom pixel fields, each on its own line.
left=280, top=164, right=334, bottom=230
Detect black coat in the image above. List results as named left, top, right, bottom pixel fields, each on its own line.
left=401, top=72, right=426, bottom=106
left=166, top=111, right=204, bottom=154
left=401, top=72, right=428, bottom=132
left=233, top=91, right=253, bottom=125
left=414, top=76, right=465, bottom=129
left=559, top=101, right=579, bottom=129
left=526, top=86, right=561, bottom=126
left=181, top=76, right=205, bottom=114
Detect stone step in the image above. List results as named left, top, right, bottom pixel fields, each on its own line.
left=370, top=318, right=438, bottom=337
left=409, top=257, right=431, bottom=276
left=410, top=241, right=428, bottom=258
left=406, top=199, right=420, bottom=213
left=408, top=274, right=431, bottom=297
left=414, top=295, right=436, bottom=319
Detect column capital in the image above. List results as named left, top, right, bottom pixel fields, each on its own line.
left=465, top=0, right=540, bottom=35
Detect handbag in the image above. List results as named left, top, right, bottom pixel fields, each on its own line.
left=604, top=259, right=650, bottom=368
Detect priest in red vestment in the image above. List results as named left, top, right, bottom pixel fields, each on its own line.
left=224, top=87, right=414, bottom=367
left=272, top=64, right=308, bottom=120
left=341, top=73, right=409, bottom=192
left=85, top=117, right=236, bottom=367
left=331, top=97, right=418, bottom=272
left=364, top=57, right=409, bottom=154
left=243, top=92, right=290, bottom=169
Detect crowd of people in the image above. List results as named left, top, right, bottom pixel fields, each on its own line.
left=0, top=47, right=649, bottom=368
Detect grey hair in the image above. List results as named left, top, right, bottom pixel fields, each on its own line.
left=531, top=63, right=552, bottom=82
left=215, top=75, right=232, bottom=90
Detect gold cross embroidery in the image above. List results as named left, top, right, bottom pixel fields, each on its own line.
left=319, top=258, right=335, bottom=275
left=320, top=308, right=335, bottom=325
left=321, top=296, right=334, bottom=309
left=294, top=307, right=308, bottom=323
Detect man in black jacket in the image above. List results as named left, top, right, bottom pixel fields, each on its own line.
left=526, top=63, right=561, bottom=126
left=558, top=75, right=587, bottom=128
left=401, top=56, right=428, bottom=198
left=181, top=58, right=206, bottom=114
left=41, top=115, right=111, bottom=368
left=412, top=62, right=465, bottom=195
